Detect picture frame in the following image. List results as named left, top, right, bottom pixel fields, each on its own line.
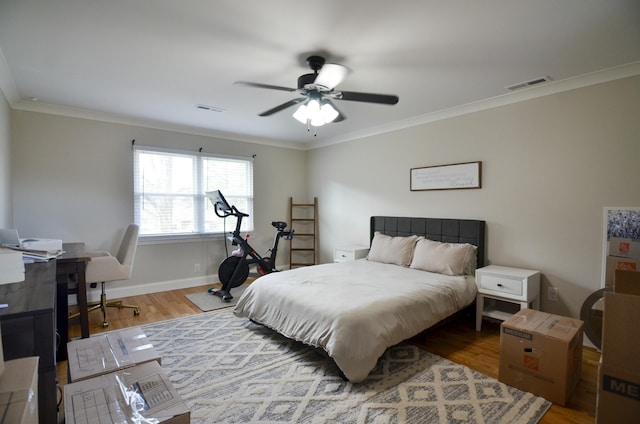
left=601, top=206, right=640, bottom=287
left=410, top=161, right=482, bottom=191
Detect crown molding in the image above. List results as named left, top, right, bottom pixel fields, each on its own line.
left=11, top=100, right=307, bottom=150
left=3, top=57, right=639, bottom=151
left=312, top=61, right=640, bottom=150
left=0, top=47, right=19, bottom=105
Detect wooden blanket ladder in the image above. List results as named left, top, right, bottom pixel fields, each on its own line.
left=289, top=197, right=318, bottom=268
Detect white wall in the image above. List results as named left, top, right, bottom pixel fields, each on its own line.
left=11, top=111, right=307, bottom=297
left=308, top=75, right=640, bottom=319
left=9, top=76, right=640, bottom=318
left=0, top=91, right=10, bottom=228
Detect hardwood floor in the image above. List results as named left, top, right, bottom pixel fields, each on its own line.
left=414, top=319, right=599, bottom=424
left=59, top=284, right=599, bottom=423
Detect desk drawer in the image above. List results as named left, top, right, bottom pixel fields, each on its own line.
left=479, top=274, right=523, bottom=296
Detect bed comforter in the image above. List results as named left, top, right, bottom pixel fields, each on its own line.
left=233, top=259, right=477, bottom=382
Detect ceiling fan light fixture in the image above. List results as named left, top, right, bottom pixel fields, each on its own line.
left=292, top=103, right=308, bottom=124
left=321, top=102, right=339, bottom=123
left=292, top=99, right=338, bottom=127
left=307, top=98, right=321, bottom=115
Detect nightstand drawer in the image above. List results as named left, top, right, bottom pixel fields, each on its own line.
left=334, top=249, right=357, bottom=261
left=334, top=246, right=370, bottom=263
left=478, top=274, right=523, bottom=296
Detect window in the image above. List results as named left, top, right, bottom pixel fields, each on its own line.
left=133, top=145, right=253, bottom=238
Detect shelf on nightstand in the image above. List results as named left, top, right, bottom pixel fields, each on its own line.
left=481, top=297, right=522, bottom=322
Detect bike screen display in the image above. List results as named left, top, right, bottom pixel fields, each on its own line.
left=206, top=190, right=233, bottom=214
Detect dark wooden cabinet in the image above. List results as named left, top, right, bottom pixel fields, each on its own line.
left=0, top=261, right=57, bottom=424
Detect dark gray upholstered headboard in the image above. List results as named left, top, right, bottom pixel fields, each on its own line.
left=370, top=216, right=486, bottom=268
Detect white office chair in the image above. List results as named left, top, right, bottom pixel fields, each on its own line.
left=70, top=224, right=140, bottom=328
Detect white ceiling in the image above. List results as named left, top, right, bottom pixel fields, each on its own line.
left=1, top=0, right=639, bottom=148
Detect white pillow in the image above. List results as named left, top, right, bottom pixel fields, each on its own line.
left=410, top=238, right=477, bottom=276
left=367, top=232, right=421, bottom=266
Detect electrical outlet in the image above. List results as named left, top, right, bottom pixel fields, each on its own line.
left=194, top=263, right=200, bottom=272
left=548, top=287, right=559, bottom=301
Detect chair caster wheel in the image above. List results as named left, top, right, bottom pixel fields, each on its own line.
left=134, top=309, right=140, bottom=316
left=102, top=322, right=109, bottom=328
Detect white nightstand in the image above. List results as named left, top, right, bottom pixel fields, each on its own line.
left=475, top=265, right=540, bottom=331
left=334, top=245, right=370, bottom=263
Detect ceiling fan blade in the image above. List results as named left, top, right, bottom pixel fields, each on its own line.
left=235, top=81, right=296, bottom=92
left=314, top=64, right=351, bottom=90
left=338, top=90, right=399, bottom=105
left=258, top=98, right=306, bottom=116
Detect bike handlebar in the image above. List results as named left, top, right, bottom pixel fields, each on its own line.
left=214, top=203, right=249, bottom=219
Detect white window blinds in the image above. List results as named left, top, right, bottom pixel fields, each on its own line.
left=133, top=145, right=253, bottom=236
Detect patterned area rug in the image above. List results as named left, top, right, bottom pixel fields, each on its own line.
left=142, top=310, right=551, bottom=424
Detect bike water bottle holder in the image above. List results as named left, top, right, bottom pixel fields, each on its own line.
left=228, top=233, right=249, bottom=244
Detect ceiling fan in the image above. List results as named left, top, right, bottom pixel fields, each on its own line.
left=235, top=55, right=399, bottom=128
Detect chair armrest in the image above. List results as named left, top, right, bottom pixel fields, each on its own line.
left=87, top=251, right=112, bottom=258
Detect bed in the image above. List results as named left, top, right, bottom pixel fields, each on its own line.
left=233, top=216, right=486, bottom=382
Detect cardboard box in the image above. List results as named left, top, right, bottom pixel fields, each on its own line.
left=0, top=357, right=39, bottom=424
left=597, top=270, right=640, bottom=422
left=609, top=237, right=640, bottom=259
left=596, top=361, right=640, bottom=423
left=499, top=309, right=583, bottom=405
left=64, top=361, right=190, bottom=424
left=601, top=292, right=640, bottom=374
left=67, top=326, right=161, bottom=382
left=605, top=255, right=639, bottom=287
left=614, top=269, right=640, bottom=296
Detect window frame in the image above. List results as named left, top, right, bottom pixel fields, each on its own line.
left=133, top=145, right=254, bottom=243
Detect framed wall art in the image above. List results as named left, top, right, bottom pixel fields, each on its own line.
left=601, top=206, right=640, bottom=287
left=410, top=161, right=481, bottom=191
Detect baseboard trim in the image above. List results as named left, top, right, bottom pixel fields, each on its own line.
left=71, top=272, right=264, bottom=305
left=73, top=275, right=219, bottom=305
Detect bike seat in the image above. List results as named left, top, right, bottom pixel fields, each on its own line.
left=271, top=221, right=288, bottom=231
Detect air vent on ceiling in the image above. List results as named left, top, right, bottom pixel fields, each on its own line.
left=505, top=76, right=551, bottom=91
left=195, top=104, right=225, bottom=112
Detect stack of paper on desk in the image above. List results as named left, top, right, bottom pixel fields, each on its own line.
left=0, top=229, right=63, bottom=260
left=19, top=238, right=62, bottom=252
left=0, top=247, right=25, bottom=285
left=17, top=247, right=64, bottom=261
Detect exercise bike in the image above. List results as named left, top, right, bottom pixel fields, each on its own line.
left=207, top=190, right=294, bottom=302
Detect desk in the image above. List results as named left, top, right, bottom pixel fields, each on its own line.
left=56, top=243, right=91, bottom=359
left=0, top=261, right=57, bottom=424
